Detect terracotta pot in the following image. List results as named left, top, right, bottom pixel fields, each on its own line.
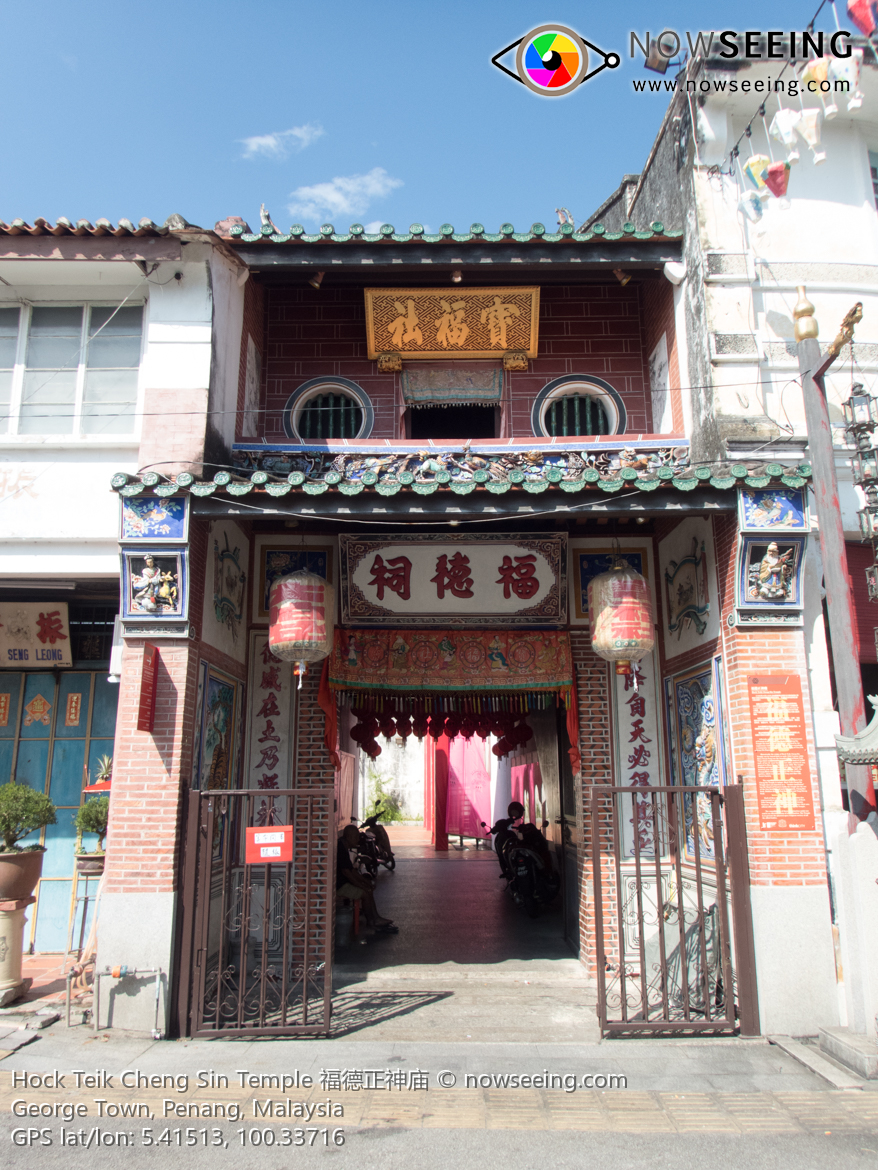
left=75, top=853, right=105, bottom=876
left=0, top=850, right=44, bottom=901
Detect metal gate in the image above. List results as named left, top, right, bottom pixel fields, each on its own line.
left=590, top=784, right=759, bottom=1037
left=176, top=788, right=333, bottom=1038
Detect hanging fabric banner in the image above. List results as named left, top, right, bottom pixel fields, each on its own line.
left=329, top=628, right=573, bottom=700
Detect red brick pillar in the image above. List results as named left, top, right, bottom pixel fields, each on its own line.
left=569, top=631, right=614, bottom=974
left=97, top=638, right=200, bottom=1032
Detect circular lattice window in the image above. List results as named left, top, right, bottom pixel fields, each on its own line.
left=531, top=375, right=626, bottom=437
left=282, top=378, right=374, bottom=441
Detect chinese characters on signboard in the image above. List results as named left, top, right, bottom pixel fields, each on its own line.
left=0, top=602, right=72, bottom=668
left=364, top=287, right=540, bottom=360
left=614, top=657, right=663, bottom=857
left=747, top=674, right=816, bottom=831
left=341, top=534, right=566, bottom=627
left=246, top=632, right=295, bottom=794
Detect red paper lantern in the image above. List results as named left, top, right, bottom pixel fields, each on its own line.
left=412, top=712, right=430, bottom=740
left=588, top=562, right=655, bottom=675
left=268, top=570, right=334, bottom=683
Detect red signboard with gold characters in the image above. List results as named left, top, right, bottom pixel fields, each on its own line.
left=747, top=674, right=816, bottom=831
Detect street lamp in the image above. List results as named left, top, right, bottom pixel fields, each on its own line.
left=852, top=447, right=878, bottom=485
left=842, top=385, right=878, bottom=433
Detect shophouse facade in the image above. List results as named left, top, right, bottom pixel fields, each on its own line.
left=587, top=40, right=878, bottom=1045
left=89, top=201, right=839, bottom=1043
left=0, top=216, right=247, bottom=961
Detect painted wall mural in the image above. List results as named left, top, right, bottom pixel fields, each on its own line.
left=738, top=487, right=808, bottom=532
left=191, top=663, right=243, bottom=793
left=665, top=658, right=728, bottom=858
left=120, top=496, right=189, bottom=542
left=201, top=520, right=249, bottom=663
left=658, top=517, right=719, bottom=658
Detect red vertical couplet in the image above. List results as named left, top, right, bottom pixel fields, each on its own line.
left=747, top=673, right=816, bottom=831
left=137, top=643, right=159, bottom=733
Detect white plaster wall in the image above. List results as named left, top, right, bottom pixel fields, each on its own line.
left=96, top=891, right=176, bottom=1033
left=0, top=249, right=224, bottom=580
left=750, top=885, right=840, bottom=1034
left=208, top=251, right=247, bottom=451
left=141, top=250, right=213, bottom=391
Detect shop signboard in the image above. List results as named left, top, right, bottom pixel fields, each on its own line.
left=0, top=602, right=72, bottom=668
left=364, top=287, right=540, bottom=360
left=340, top=533, right=566, bottom=627
left=747, top=673, right=816, bottom=831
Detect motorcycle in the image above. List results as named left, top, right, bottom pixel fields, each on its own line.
left=483, top=814, right=560, bottom=918
left=355, top=802, right=396, bottom=876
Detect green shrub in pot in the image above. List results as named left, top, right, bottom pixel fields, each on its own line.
left=75, top=795, right=110, bottom=854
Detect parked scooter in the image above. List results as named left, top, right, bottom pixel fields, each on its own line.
left=483, top=804, right=560, bottom=918
left=355, top=802, right=396, bottom=875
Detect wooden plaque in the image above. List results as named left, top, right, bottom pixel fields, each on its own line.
left=364, top=287, right=540, bottom=360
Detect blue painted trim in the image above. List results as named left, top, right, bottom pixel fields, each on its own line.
left=281, top=377, right=375, bottom=441
left=530, top=375, right=627, bottom=438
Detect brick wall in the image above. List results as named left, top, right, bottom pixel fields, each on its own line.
left=256, top=281, right=662, bottom=442
left=104, top=638, right=200, bottom=895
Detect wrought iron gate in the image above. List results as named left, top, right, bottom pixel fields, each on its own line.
left=176, top=788, right=333, bottom=1038
left=590, top=784, right=758, bottom=1037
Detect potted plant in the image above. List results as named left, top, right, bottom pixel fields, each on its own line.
left=0, top=780, right=57, bottom=901
left=75, top=795, right=110, bottom=875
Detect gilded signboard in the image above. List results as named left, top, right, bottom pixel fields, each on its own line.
left=364, top=287, right=540, bottom=360
left=340, top=532, right=565, bottom=627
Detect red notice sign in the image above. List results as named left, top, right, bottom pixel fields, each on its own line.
left=747, top=673, right=816, bottom=831
left=245, top=826, right=293, bottom=865
left=136, top=643, right=159, bottom=732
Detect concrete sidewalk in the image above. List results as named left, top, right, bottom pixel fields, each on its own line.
left=2, top=1021, right=877, bottom=1169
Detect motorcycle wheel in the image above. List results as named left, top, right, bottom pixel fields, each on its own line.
left=386, top=855, right=396, bottom=871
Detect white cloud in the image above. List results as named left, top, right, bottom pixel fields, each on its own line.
left=364, top=220, right=383, bottom=233
left=287, top=167, right=403, bottom=224
left=240, top=123, right=324, bottom=160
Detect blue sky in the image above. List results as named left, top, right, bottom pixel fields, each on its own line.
left=0, top=0, right=845, bottom=232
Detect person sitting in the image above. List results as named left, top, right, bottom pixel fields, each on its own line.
left=337, top=824, right=398, bottom=933
left=490, top=801, right=525, bottom=879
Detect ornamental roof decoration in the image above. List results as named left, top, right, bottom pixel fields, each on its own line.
left=835, top=696, right=878, bottom=765
left=217, top=219, right=682, bottom=246
left=110, top=447, right=812, bottom=500
left=0, top=215, right=195, bottom=238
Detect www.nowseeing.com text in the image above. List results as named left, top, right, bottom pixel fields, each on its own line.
left=634, top=76, right=849, bottom=95
left=461, top=1073, right=627, bottom=1091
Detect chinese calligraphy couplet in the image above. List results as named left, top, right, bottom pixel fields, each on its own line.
left=246, top=632, right=294, bottom=791
left=747, top=674, right=816, bottom=831
left=137, top=643, right=159, bottom=733
left=614, top=657, right=662, bottom=857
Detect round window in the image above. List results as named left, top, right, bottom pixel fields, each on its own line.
left=531, top=375, right=626, bottom=438
left=282, top=378, right=374, bottom=442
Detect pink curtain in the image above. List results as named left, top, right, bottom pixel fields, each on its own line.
left=446, top=737, right=492, bottom=838
left=510, top=762, right=543, bottom=825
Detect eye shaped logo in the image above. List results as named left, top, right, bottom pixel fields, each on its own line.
left=493, top=24, right=620, bottom=95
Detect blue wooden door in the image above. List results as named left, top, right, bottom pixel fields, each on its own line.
left=0, top=671, right=118, bottom=952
